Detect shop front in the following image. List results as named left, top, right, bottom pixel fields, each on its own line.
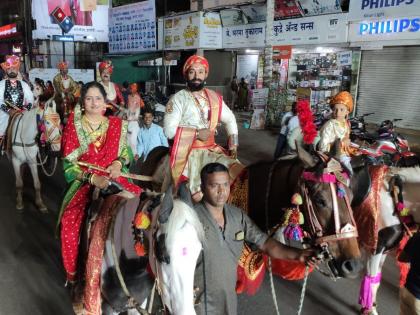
left=348, top=0, right=420, bottom=130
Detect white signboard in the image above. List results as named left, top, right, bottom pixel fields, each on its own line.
left=337, top=51, right=353, bottom=66
left=272, top=13, right=348, bottom=45
left=223, top=23, right=265, bottom=48
left=349, top=0, right=420, bottom=21
left=348, top=16, right=420, bottom=42
left=236, top=54, right=259, bottom=87
left=163, top=12, right=222, bottom=50
left=29, top=68, right=94, bottom=85
left=108, top=1, right=156, bottom=54
left=32, top=0, right=109, bottom=42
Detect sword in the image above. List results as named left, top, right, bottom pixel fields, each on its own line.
left=76, top=161, right=153, bottom=182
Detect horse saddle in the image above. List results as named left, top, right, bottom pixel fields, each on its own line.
left=351, top=157, right=372, bottom=208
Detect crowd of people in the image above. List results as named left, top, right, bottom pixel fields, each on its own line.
left=0, top=53, right=418, bottom=315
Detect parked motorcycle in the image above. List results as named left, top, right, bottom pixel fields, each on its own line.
left=141, top=92, right=168, bottom=124
left=349, top=112, right=374, bottom=141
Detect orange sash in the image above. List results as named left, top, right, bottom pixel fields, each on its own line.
left=170, top=89, right=222, bottom=186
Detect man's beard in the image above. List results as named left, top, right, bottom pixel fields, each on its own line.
left=7, top=72, right=18, bottom=79
left=187, top=79, right=205, bottom=92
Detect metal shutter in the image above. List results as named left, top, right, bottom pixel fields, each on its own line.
left=356, top=46, right=420, bottom=130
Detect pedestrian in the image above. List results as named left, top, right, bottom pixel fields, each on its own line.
left=135, top=108, right=168, bottom=162
left=121, top=81, right=130, bottom=104
left=126, top=83, right=143, bottom=156
left=274, top=101, right=297, bottom=158
left=237, top=77, right=248, bottom=111
left=398, top=231, right=420, bottom=315
left=59, top=81, right=141, bottom=284
left=229, top=75, right=238, bottom=109
left=163, top=54, right=243, bottom=202
left=193, top=162, right=318, bottom=315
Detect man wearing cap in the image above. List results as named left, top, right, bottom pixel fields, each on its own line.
left=98, top=60, right=124, bottom=115
left=53, top=61, right=77, bottom=120
left=164, top=55, right=243, bottom=200
left=318, top=91, right=355, bottom=174
left=0, top=55, right=34, bottom=144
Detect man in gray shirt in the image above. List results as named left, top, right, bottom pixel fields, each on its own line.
left=193, top=163, right=316, bottom=315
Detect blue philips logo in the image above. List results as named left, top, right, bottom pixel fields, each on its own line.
left=359, top=17, right=420, bottom=34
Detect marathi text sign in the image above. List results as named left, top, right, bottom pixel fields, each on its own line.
left=272, top=13, right=348, bottom=45
left=223, top=23, right=265, bottom=48
left=32, top=0, right=109, bottom=42
left=348, top=16, right=420, bottom=42
left=348, top=0, right=420, bottom=21
left=108, top=1, right=156, bottom=54
left=199, top=12, right=222, bottom=48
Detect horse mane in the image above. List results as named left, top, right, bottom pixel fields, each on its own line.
left=165, top=199, right=204, bottom=252
left=140, top=146, right=170, bottom=176
left=390, top=166, right=420, bottom=184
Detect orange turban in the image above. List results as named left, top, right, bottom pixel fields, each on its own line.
left=99, top=60, right=113, bottom=74
left=330, top=91, right=353, bottom=113
left=1, top=55, right=20, bottom=71
left=182, top=55, right=209, bottom=77
left=57, top=61, right=69, bottom=70
left=130, top=83, right=138, bottom=92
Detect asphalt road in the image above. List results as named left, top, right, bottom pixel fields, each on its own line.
left=0, top=123, right=401, bottom=315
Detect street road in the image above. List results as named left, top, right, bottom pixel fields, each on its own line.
left=0, top=124, right=400, bottom=315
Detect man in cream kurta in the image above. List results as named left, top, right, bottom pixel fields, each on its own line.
left=164, top=55, right=243, bottom=199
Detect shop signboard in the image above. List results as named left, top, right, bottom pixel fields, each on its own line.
left=29, top=68, right=94, bottom=84
left=275, top=0, right=302, bottom=19
left=298, top=0, right=342, bottom=16
left=337, top=50, right=352, bottom=66
left=348, top=0, right=420, bottom=21
left=0, top=23, right=18, bottom=40
left=223, top=23, right=265, bottom=48
left=272, top=13, right=348, bottom=45
left=273, top=45, right=292, bottom=59
left=163, top=12, right=222, bottom=50
left=348, top=16, right=420, bottom=42
left=108, top=0, right=156, bottom=54
left=32, top=0, right=110, bottom=42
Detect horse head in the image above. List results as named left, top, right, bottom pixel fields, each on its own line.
left=39, top=99, right=62, bottom=154
left=296, top=145, right=362, bottom=279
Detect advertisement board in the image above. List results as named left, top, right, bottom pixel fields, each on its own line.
left=32, top=0, right=109, bottom=42
left=163, top=12, right=222, bottom=50
left=223, top=23, right=265, bottom=48
left=298, top=0, right=342, bottom=16
left=349, top=0, right=420, bottom=21
left=0, top=23, right=18, bottom=40
left=272, top=13, right=348, bottom=45
left=29, top=68, right=94, bottom=84
left=108, top=1, right=156, bottom=54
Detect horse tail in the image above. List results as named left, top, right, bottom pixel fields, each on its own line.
left=165, top=199, right=204, bottom=252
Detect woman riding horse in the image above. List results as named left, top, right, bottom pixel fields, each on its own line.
left=58, top=82, right=141, bottom=313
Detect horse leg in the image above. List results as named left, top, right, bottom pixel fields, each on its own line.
left=12, top=158, right=24, bottom=210
left=28, top=162, right=48, bottom=213
left=359, top=250, right=386, bottom=315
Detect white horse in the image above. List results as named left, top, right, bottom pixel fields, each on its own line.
left=10, top=99, right=61, bottom=212
left=357, top=166, right=420, bottom=315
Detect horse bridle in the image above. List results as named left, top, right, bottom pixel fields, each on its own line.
left=41, top=111, right=62, bottom=146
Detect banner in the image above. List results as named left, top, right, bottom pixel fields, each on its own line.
left=348, top=16, right=420, bottom=42
left=29, top=68, right=94, bottom=84
left=349, top=0, right=420, bottom=21
left=298, top=0, right=342, bottom=16
left=0, top=23, right=18, bottom=40
left=223, top=23, right=265, bottom=48
left=32, top=0, right=109, bottom=42
left=108, top=1, right=156, bottom=54
left=236, top=54, right=259, bottom=88
left=275, top=0, right=302, bottom=19
left=272, top=13, right=348, bottom=45
left=164, top=12, right=222, bottom=50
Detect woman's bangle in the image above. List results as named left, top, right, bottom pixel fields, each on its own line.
left=112, top=159, right=123, bottom=169
left=89, top=173, right=96, bottom=185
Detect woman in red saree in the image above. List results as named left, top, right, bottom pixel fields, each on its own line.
left=58, top=81, right=141, bottom=286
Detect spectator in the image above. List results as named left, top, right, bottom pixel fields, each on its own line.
left=229, top=75, right=238, bottom=109
left=126, top=83, right=142, bottom=155
left=398, top=232, right=420, bottom=315
left=135, top=108, right=168, bottom=161
left=237, top=77, right=249, bottom=111
left=274, top=102, right=297, bottom=158
left=121, top=81, right=130, bottom=104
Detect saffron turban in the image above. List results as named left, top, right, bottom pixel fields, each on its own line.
left=57, top=61, right=69, bottom=70
left=130, top=83, right=138, bottom=92
left=330, top=91, right=354, bottom=113
left=1, top=55, right=20, bottom=71
left=182, top=55, right=209, bottom=77
left=99, top=60, right=113, bottom=74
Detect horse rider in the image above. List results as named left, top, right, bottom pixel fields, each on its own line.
left=163, top=54, right=243, bottom=201
left=193, top=163, right=318, bottom=315
left=53, top=61, right=78, bottom=121
left=98, top=60, right=124, bottom=115
left=0, top=55, right=34, bottom=148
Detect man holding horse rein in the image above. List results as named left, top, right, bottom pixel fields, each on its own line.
left=0, top=55, right=34, bottom=147
left=193, top=163, right=318, bottom=315
left=164, top=55, right=243, bottom=201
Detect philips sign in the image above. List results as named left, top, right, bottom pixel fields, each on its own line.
left=361, top=0, right=414, bottom=10
left=349, top=0, right=420, bottom=21
left=359, top=17, right=420, bottom=34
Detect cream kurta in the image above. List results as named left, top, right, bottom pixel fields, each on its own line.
left=164, top=89, right=241, bottom=194
left=163, top=89, right=238, bottom=139
left=318, top=119, right=350, bottom=155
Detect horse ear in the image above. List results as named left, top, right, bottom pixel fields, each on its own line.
left=158, top=185, right=174, bottom=224
left=296, top=142, right=318, bottom=169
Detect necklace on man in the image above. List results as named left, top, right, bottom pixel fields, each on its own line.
left=189, top=91, right=209, bottom=128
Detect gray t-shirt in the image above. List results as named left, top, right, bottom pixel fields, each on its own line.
left=193, top=202, right=268, bottom=315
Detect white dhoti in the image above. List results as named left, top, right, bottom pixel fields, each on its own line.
left=127, top=120, right=140, bottom=155
left=0, top=111, right=9, bottom=136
